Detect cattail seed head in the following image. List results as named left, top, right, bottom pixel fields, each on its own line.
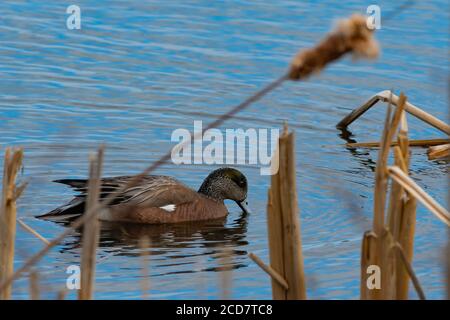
left=289, top=14, right=379, bottom=80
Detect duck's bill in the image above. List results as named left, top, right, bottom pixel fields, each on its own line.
left=236, top=200, right=251, bottom=214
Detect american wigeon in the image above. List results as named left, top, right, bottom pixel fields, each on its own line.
left=38, top=167, right=250, bottom=224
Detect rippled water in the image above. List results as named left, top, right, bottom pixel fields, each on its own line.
left=0, top=1, right=448, bottom=299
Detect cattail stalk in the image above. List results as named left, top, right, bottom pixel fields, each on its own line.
left=266, top=172, right=286, bottom=299
left=393, top=115, right=417, bottom=299
left=346, top=138, right=449, bottom=148
left=0, top=147, right=23, bottom=300
left=78, top=147, right=104, bottom=300
left=360, top=231, right=377, bottom=299
left=265, top=124, right=306, bottom=300
left=361, top=94, right=407, bottom=300
left=361, top=94, right=446, bottom=300
left=29, top=271, right=40, bottom=300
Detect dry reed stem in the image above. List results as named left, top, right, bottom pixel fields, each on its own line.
left=139, top=236, right=150, bottom=300
left=13, top=181, right=28, bottom=202
left=289, top=14, right=378, bottom=80
left=29, top=271, right=40, bottom=300
left=427, top=144, right=450, bottom=160
left=387, top=166, right=450, bottom=226
left=373, top=93, right=406, bottom=235
left=248, top=253, right=289, bottom=290
left=391, top=243, right=426, bottom=300
left=386, top=146, right=408, bottom=234
left=380, top=229, right=396, bottom=299
left=266, top=124, right=306, bottom=300
left=371, top=101, right=393, bottom=245
left=337, top=90, right=450, bottom=135
left=218, top=247, right=233, bottom=300
left=361, top=96, right=428, bottom=300
left=266, top=164, right=286, bottom=298
left=346, top=138, right=449, bottom=148
left=390, top=115, right=417, bottom=299
left=398, top=111, right=409, bottom=166
left=386, top=152, right=403, bottom=241
left=360, top=231, right=377, bottom=299
left=56, top=289, right=67, bottom=300
left=447, top=231, right=450, bottom=299
left=0, top=147, right=23, bottom=299
left=279, top=128, right=306, bottom=299
left=17, top=219, right=50, bottom=245
left=78, top=147, right=104, bottom=300
left=395, top=197, right=416, bottom=299
left=386, top=148, right=405, bottom=239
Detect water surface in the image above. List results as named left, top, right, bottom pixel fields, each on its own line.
left=0, top=0, right=448, bottom=299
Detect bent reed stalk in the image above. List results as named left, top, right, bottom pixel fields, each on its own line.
left=361, top=93, right=448, bottom=300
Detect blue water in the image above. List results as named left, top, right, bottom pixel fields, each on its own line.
left=0, top=1, right=448, bottom=299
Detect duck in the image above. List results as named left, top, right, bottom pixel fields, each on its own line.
left=38, top=167, right=250, bottom=224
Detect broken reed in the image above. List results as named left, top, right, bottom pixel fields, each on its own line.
left=385, top=110, right=417, bottom=300
left=346, top=138, right=450, bottom=148
left=361, top=93, right=450, bottom=300
left=250, top=124, right=306, bottom=300
left=337, top=90, right=450, bottom=135
left=361, top=93, right=422, bottom=300
left=427, top=144, right=450, bottom=161
left=0, top=147, right=23, bottom=300
left=78, top=147, right=104, bottom=300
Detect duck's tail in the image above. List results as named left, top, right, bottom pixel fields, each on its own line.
left=37, top=179, right=90, bottom=220
left=37, top=197, right=86, bottom=220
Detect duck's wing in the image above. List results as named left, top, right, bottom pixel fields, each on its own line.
left=54, top=176, right=139, bottom=204
left=120, top=176, right=199, bottom=208
left=38, top=175, right=198, bottom=219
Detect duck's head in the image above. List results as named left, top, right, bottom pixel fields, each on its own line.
left=198, top=167, right=250, bottom=214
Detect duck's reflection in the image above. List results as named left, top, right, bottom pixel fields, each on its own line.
left=60, top=211, right=249, bottom=273
left=100, top=212, right=248, bottom=250
left=338, top=127, right=377, bottom=172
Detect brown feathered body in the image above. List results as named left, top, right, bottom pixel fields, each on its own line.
left=38, top=168, right=248, bottom=224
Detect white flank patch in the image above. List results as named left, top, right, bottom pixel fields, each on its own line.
left=160, top=204, right=176, bottom=213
